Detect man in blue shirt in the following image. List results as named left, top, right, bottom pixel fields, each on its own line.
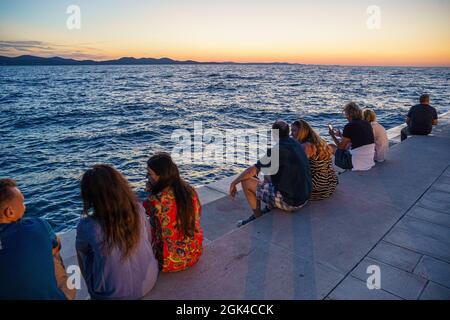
left=0, top=178, right=69, bottom=300
left=401, top=94, right=438, bottom=141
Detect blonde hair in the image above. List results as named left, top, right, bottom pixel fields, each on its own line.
left=363, top=109, right=377, bottom=122
left=343, top=102, right=362, bottom=120
left=292, top=119, right=332, bottom=161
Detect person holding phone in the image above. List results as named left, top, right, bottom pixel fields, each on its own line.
left=329, top=102, right=375, bottom=171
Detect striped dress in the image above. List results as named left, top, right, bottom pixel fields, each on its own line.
left=309, top=155, right=338, bottom=201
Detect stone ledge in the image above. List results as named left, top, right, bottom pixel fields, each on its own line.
left=58, top=112, right=450, bottom=300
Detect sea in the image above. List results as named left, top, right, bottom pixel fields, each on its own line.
left=1, top=64, right=449, bottom=231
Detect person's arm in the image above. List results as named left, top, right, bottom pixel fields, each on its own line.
left=406, top=117, right=411, bottom=126
left=329, top=127, right=340, bottom=145
left=229, top=165, right=259, bottom=199
left=54, top=253, right=76, bottom=300
left=336, top=137, right=351, bottom=150
left=432, top=109, right=438, bottom=125
left=39, top=218, right=63, bottom=257
left=40, top=218, right=76, bottom=300
left=406, top=106, right=413, bottom=126
left=39, top=218, right=60, bottom=255
left=143, top=199, right=158, bottom=249
left=140, top=202, right=153, bottom=244
left=52, top=235, right=61, bottom=256
left=329, top=128, right=351, bottom=150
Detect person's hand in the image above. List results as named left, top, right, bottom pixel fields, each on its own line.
left=145, top=179, right=153, bottom=193
left=328, top=127, right=335, bottom=137
left=334, top=129, right=342, bottom=138
left=52, top=236, right=62, bottom=256
left=229, top=181, right=238, bottom=199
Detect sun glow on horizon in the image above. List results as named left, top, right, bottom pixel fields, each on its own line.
left=1, top=0, right=449, bottom=67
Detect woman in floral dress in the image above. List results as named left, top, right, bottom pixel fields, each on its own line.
left=143, top=152, right=203, bottom=272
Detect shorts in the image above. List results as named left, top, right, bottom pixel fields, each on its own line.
left=334, top=149, right=353, bottom=170
left=256, top=181, right=307, bottom=212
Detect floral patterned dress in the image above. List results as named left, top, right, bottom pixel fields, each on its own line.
left=143, top=189, right=203, bottom=272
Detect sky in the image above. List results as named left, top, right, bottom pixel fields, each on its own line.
left=0, top=0, right=449, bottom=66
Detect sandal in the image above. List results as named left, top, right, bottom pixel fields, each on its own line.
left=236, top=207, right=271, bottom=228
left=237, top=215, right=256, bottom=227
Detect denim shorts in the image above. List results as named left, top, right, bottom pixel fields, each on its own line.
left=334, top=149, right=353, bottom=170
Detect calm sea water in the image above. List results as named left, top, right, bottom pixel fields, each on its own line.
left=1, top=64, right=449, bottom=231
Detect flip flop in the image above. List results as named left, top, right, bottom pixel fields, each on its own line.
left=237, top=215, right=256, bottom=227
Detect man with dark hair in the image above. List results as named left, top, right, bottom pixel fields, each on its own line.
left=401, top=94, right=438, bottom=141
left=0, top=178, right=74, bottom=300
left=229, top=120, right=312, bottom=227
left=272, top=120, right=290, bottom=138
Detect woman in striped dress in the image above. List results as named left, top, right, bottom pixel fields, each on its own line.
left=291, top=119, right=338, bottom=200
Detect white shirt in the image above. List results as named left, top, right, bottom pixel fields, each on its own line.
left=350, top=143, right=375, bottom=171
left=371, top=121, right=389, bottom=162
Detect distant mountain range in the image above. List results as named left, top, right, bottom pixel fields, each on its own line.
left=0, top=55, right=292, bottom=66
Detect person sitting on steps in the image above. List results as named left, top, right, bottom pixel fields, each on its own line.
left=229, top=120, right=312, bottom=227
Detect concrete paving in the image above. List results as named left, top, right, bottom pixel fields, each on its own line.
left=60, top=112, right=450, bottom=300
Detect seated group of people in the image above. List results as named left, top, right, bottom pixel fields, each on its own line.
left=230, top=101, right=392, bottom=226
left=0, top=153, right=203, bottom=300
left=0, top=94, right=438, bottom=300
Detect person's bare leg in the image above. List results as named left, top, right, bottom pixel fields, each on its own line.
left=241, top=177, right=262, bottom=217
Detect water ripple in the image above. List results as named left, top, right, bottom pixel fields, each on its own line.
left=1, top=64, right=449, bottom=231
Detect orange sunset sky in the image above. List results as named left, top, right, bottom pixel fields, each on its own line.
left=1, top=0, right=449, bottom=66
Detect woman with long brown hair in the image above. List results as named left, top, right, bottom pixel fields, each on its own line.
left=76, top=164, right=158, bottom=299
left=143, top=152, right=203, bottom=272
left=291, top=119, right=338, bottom=200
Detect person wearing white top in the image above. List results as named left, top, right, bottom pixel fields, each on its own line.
left=329, top=102, right=375, bottom=171
left=363, top=109, right=389, bottom=162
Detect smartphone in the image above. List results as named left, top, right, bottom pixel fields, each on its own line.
left=328, top=124, right=334, bottom=131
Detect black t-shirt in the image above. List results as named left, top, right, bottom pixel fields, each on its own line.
left=407, top=104, right=438, bottom=135
left=343, top=119, right=375, bottom=149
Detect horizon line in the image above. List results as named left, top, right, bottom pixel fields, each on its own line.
left=1, top=54, right=450, bottom=68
